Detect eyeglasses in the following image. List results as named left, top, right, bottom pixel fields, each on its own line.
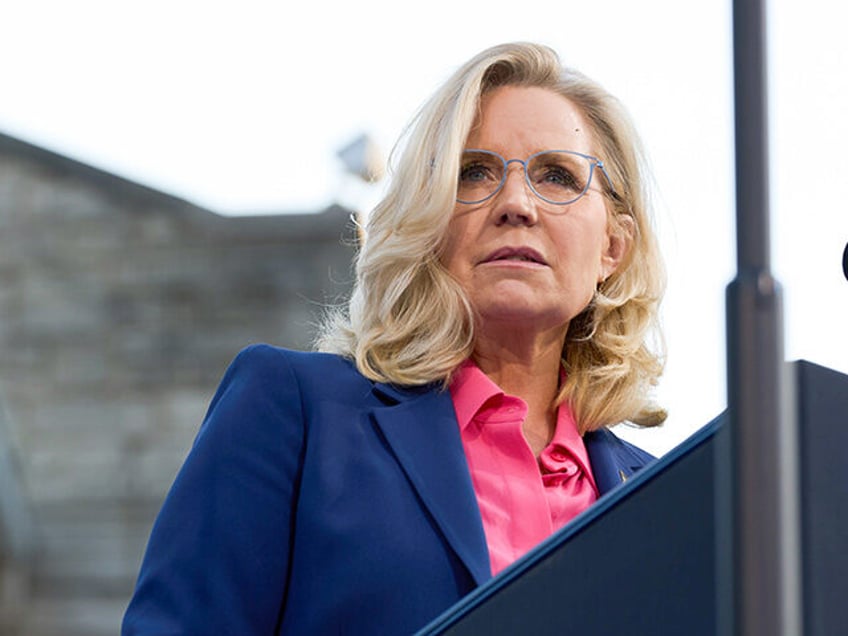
left=456, top=149, right=616, bottom=206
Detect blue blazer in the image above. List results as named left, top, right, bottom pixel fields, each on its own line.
left=123, top=344, right=654, bottom=635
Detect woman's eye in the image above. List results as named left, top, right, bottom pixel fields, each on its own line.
left=541, top=167, right=578, bottom=187
left=460, top=164, right=496, bottom=182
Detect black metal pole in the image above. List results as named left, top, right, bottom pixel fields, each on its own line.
left=721, top=0, right=802, bottom=634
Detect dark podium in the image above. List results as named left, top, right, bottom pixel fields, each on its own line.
left=418, top=361, right=847, bottom=636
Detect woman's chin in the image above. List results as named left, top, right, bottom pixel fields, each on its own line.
left=475, top=302, right=569, bottom=332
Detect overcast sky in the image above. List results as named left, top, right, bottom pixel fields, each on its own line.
left=3, top=0, right=847, bottom=454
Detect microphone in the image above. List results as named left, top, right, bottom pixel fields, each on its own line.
left=844, top=242, right=848, bottom=281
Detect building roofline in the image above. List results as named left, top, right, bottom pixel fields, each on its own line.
left=0, top=130, right=358, bottom=236
left=0, top=130, right=213, bottom=215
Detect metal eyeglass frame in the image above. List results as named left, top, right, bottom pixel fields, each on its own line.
left=455, top=148, right=617, bottom=206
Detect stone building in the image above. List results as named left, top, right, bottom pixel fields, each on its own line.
left=0, top=131, right=357, bottom=634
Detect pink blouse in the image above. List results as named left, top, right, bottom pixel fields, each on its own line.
left=449, top=360, right=599, bottom=575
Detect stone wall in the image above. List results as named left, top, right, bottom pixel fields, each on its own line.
left=0, top=132, right=357, bottom=634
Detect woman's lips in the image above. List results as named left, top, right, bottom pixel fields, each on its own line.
left=481, top=246, right=548, bottom=265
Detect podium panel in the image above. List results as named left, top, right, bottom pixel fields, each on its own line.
left=419, top=361, right=847, bottom=636
left=797, top=361, right=848, bottom=636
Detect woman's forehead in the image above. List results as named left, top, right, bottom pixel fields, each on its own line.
left=466, top=86, right=596, bottom=156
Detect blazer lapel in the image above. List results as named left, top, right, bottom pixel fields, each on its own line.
left=584, top=428, right=644, bottom=495
left=370, top=382, right=491, bottom=586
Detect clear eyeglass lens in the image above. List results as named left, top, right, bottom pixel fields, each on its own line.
left=457, top=151, right=503, bottom=203
left=457, top=150, right=594, bottom=204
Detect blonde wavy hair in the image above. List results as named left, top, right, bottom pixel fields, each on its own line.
left=318, top=42, right=666, bottom=431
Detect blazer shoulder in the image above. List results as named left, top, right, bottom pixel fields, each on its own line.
left=225, top=344, right=372, bottom=401
left=584, top=426, right=656, bottom=493
left=613, top=431, right=656, bottom=466
left=231, top=343, right=351, bottom=373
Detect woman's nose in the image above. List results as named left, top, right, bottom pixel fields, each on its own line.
left=493, top=164, right=538, bottom=226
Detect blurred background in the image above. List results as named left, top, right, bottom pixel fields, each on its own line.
left=1, top=1, right=847, bottom=633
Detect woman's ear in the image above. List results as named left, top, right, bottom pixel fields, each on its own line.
left=600, top=214, right=634, bottom=282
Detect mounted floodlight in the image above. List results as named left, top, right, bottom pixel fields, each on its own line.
left=336, top=134, right=385, bottom=183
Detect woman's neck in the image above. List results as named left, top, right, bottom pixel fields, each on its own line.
left=471, top=325, right=568, bottom=454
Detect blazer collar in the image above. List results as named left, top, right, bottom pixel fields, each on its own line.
left=370, top=382, right=492, bottom=586
left=584, top=428, right=642, bottom=495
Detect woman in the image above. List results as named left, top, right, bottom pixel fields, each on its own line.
left=123, top=42, right=666, bottom=635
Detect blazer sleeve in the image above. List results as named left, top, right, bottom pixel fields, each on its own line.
left=122, top=345, right=305, bottom=635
